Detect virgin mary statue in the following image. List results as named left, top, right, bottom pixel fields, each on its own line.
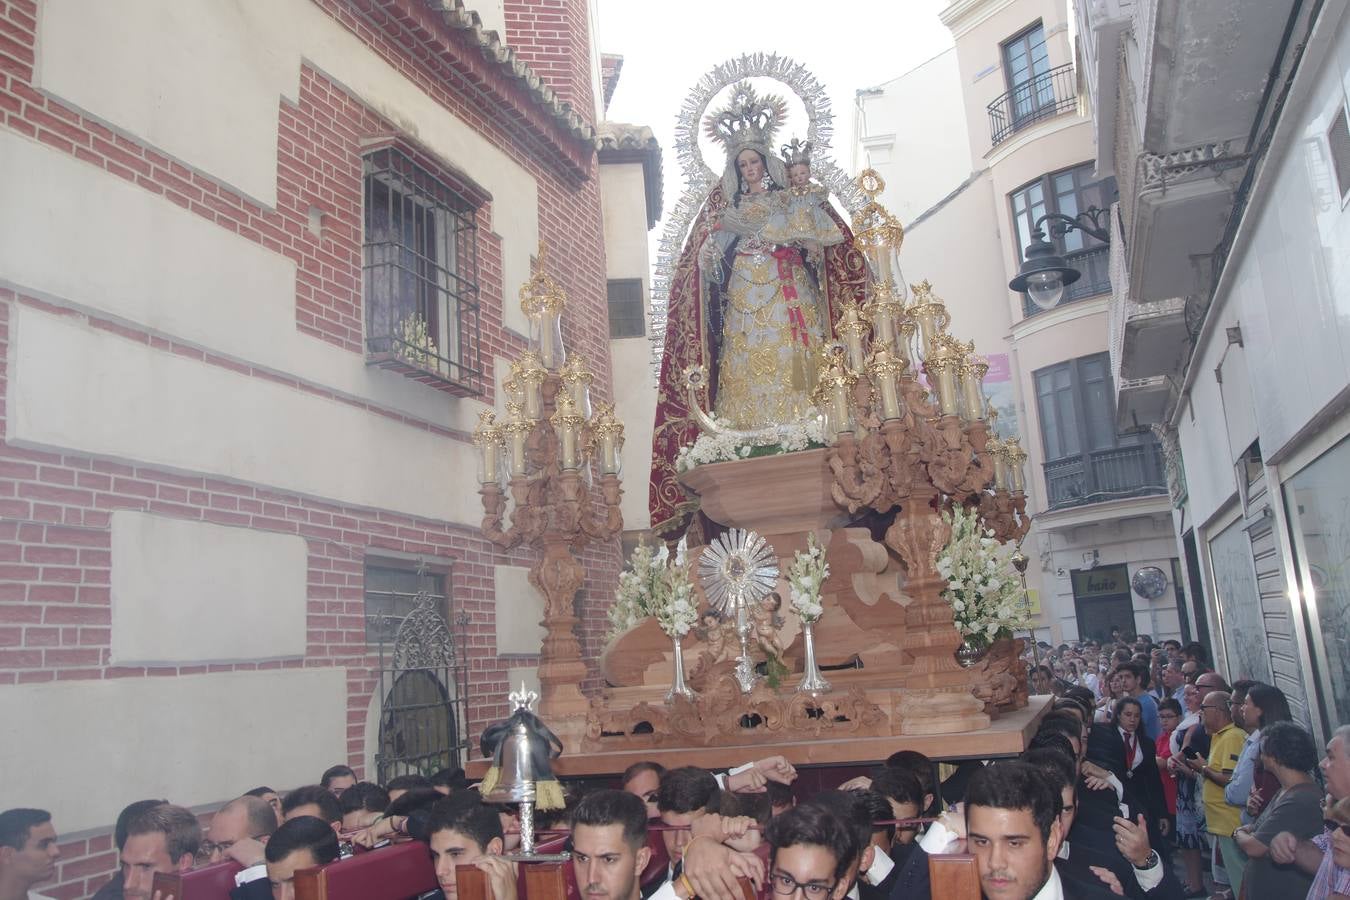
left=648, top=82, right=869, bottom=540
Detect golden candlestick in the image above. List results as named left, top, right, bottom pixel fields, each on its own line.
left=591, top=402, right=625, bottom=475
left=503, top=402, right=531, bottom=478
left=551, top=395, right=585, bottom=470
left=835, top=300, right=870, bottom=373
left=907, top=280, right=951, bottom=354
left=989, top=437, right=1008, bottom=490
left=959, top=352, right=990, bottom=422
left=926, top=334, right=967, bottom=418
left=561, top=354, right=594, bottom=420
left=473, top=411, right=504, bottom=485
left=866, top=346, right=908, bottom=422
left=521, top=243, right=568, bottom=370
left=513, top=352, right=547, bottom=420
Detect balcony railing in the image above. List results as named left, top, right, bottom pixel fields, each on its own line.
left=1043, top=442, right=1167, bottom=509
left=988, top=63, right=1079, bottom=148
left=1021, top=245, right=1111, bottom=318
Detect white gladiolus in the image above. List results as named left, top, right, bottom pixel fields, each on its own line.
left=787, top=532, right=830, bottom=624
left=938, top=504, right=1031, bottom=648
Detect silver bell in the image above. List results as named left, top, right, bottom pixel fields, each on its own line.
left=481, top=720, right=537, bottom=804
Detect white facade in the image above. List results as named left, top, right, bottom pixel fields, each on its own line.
left=853, top=49, right=974, bottom=226
left=859, top=0, right=1183, bottom=645
left=1086, top=0, right=1350, bottom=739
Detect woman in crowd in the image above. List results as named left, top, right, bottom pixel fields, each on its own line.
left=1240, top=682, right=1293, bottom=822
left=1155, top=698, right=1181, bottom=830
left=1169, top=682, right=1210, bottom=896
left=1234, top=720, right=1324, bottom=897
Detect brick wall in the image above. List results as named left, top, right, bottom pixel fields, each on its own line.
left=0, top=0, right=620, bottom=896
left=503, top=0, right=598, bottom=127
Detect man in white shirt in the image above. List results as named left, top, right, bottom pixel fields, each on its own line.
left=963, top=763, right=1114, bottom=900
left=571, top=791, right=653, bottom=900
left=0, top=809, right=60, bottom=900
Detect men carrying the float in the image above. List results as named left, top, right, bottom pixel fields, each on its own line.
left=0, top=809, right=60, bottom=900
left=571, top=791, right=653, bottom=900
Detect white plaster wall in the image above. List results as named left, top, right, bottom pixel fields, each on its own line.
left=0, top=667, right=347, bottom=833
left=600, top=165, right=650, bottom=281
left=611, top=337, right=656, bottom=530
left=599, top=161, right=657, bottom=531
left=0, top=123, right=480, bottom=437
left=899, top=171, right=1011, bottom=359
left=1217, top=17, right=1350, bottom=461
left=1175, top=310, right=1244, bottom=528
left=9, top=304, right=481, bottom=525
left=33, top=0, right=538, bottom=338
left=855, top=49, right=973, bottom=225
left=493, top=565, right=547, bottom=655
left=110, top=512, right=308, bottom=664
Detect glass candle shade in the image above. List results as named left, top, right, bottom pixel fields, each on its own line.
left=960, top=356, right=990, bottom=422
left=530, top=306, right=565, bottom=370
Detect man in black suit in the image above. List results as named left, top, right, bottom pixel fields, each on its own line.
left=1022, top=748, right=1181, bottom=900
left=572, top=791, right=653, bottom=900
left=251, top=816, right=339, bottom=900
left=849, top=790, right=902, bottom=900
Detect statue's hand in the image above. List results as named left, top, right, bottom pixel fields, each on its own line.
left=698, top=235, right=723, bottom=280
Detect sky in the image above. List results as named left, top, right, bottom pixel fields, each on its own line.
left=595, top=0, right=955, bottom=264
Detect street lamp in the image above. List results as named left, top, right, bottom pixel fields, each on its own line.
left=1008, top=209, right=1111, bottom=310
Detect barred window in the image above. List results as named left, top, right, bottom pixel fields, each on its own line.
left=363, top=562, right=449, bottom=646
left=608, top=278, right=645, bottom=338
left=363, top=145, right=483, bottom=396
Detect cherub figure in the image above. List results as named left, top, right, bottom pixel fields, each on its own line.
left=752, top=592, right=785, bottom=658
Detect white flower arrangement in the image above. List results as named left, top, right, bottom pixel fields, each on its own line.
left=607, top=539, right=697, bottom=640
left=786, top=532, right=829, bottom=624
left=398, top=313, right=439, bottom=369
left=937, top=503, right=1030, bottom=647
left=675, top=412, right=825, bottom=473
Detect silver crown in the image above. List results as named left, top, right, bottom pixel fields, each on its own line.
left=705, top=81, right=788, bottom=152
left=782, top=138, right=812, bottom=167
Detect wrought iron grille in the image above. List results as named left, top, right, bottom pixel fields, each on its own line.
left=365, top=562, right=469, bottom=782
left=988, top=63, right=1079, bottom=147
left=363, top=146, right=483, bottom=396
left=1043, top=443, right=1167, bottom=510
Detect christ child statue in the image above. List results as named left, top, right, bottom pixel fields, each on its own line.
left=758, top=138, right=843, bottom=258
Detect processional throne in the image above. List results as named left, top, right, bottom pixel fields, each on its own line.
left=588, top=170, right=1036, bottom=757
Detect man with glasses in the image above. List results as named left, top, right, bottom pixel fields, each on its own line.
left=199, top=795, right=278, bottom=899
left=1185, top=691, right=1243, bottom=895
left=763, top=804, right=857, bottom=900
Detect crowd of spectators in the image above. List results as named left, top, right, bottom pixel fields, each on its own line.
left=3, top=633, right=1347, bottom=900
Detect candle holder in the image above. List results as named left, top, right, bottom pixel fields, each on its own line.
left=561, top=354, right=594, bottom=420
left=959, top=351, right=990, bottom=422
left=907, top=280, right=951, bottom=354
left=513, top=353, right=547, bottom=421
left=815, top=344, right=859, bottom=440
left=480, top=252, right=624, bottom=733
left=834, top=299, right=870, bottom=374
left=521, top=244, right=567, bottom=370
left=866, top=347, right=908, bottom=422
left=925, top=335, right=966, bottom=419
left=590, top=402, right=625, bottom=476
left=473, top=411, right=504, bottom=486
left=851, top=169, right=905, bottom=297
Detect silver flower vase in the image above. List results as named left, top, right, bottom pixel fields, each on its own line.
left=796, top=619, right=831, bottom=694
left=955, top=639, right=988, bottom=668
left=665, top=634, right=696, bottom=703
